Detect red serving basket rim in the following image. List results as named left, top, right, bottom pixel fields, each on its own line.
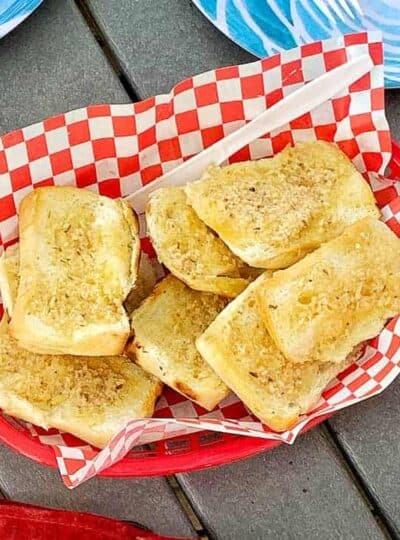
left=0, top=412, right=331, bottom=477
left=0, top=140, right=399, bottom=478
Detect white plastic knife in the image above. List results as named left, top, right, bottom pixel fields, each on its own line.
left=126, top=54, right=373, bottom=214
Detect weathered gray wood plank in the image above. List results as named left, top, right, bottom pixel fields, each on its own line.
left=86, top=0, right=255, bottom=99
left=328, top=379, right=400, bottom=537
left=0, top=0, right=128, bottom=134
left=0, top=444, right=195, bottom=537
left=178, top=430, right=385, bottom=540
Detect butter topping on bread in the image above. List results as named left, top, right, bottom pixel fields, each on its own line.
left=10, top=186, right=140, bottom=356
left=196, top=274, right=357, bottom=431
left=185, top=141, right=379, bottom=269
left=128, top=275, right=229, bottom=410
left=257, top=217, right=400, bottom=364
left=0, top=325, right=162, bottom=448
left=146, top=186, right=248, bottom=297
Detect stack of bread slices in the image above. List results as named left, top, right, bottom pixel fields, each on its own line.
left=1, top=140, right=399, bottom=448
left=0, top=187, right=161, bottom=448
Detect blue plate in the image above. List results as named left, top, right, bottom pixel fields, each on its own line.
left=193, top=0, right=400, bottom=88
left=0, top=0, right=43, bottom=39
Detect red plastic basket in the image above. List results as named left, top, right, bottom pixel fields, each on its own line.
left=0, top=141, right=398, bottom=478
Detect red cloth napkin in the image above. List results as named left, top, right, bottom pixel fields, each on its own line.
left=0, top=501, right=196, bottom=539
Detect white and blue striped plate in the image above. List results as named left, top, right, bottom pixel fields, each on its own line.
left=0, top=0, right=42, bottom=39
left=192, top=0, right=400, bottom=88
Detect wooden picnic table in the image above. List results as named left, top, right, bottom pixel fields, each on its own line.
left=0, top=1, right=399, bottom=538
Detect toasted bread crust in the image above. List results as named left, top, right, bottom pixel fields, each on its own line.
left=119, top=198, right=141, bottom=292
left=128, top=275, right=229, bottom=410
left=0, top=244, right=19, bottom=317
left=124, top=253, right=158, bottom=315
left=185, top=141, right=379, bottom=268
left=196, top=274, right=355, bottom=431
left=0, top=330, right=162, bottom=448
left=146, top=187, right=248, bottom=297
left=257, top=218, right=400, bottom=364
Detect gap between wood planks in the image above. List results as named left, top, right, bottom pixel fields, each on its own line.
left=167, top=476, right=210, bottom=540
left=323, top=423, right=398, bottom=540
left=71, top=4, right=398, bottom=539
left=74, top=0, right=139, bottom=102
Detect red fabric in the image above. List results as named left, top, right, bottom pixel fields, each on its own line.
left=0, top=501, right=195, bottom=540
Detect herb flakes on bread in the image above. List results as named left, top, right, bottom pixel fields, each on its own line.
left=146, top=186, right=248, bottom=298
left=257, top=217, right=400, bottom=365
left=196, top=274, right=358, bottom=431
left=185, top=141, right=379, bottom=269
left=0, top=326, right=162, bottom=448
left=128, top=275, right=229, bottom=410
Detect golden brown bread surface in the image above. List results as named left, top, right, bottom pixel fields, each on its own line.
left=0, top=328, right=162, bottom=448
left=185, top=141, right=379, bottom=268
left=146, top=186, right=248, bottom=297
left=128, top=275, right=230, bottom=410
left=257, top=217, right=400, bottom=365
left=0, top=244, right=19, bottom=317
left=9, top=186, right=140, bottom=356
left=196, top=274, right=355, bottom=431
left=1, top=245, right=158, bottom=336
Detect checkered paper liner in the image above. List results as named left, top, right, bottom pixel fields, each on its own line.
left=0, top=31, right=399, bottom=488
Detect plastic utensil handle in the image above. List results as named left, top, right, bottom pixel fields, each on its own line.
left=126, top=54, right=373, bottom=213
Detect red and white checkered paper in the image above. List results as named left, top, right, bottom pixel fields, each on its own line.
left=1, top=31, right=400, bottom=488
